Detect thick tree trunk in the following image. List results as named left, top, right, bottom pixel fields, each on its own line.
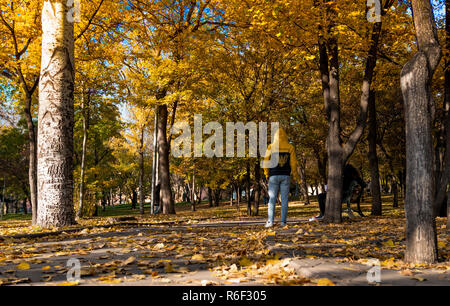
left=400, top=0, right=441, bottom=264
left=368, top=90, right=383, bottom=215
left=320, top=2, right=380, bottom=223
left=434, top=0, right=450, bottom=217
left=321, top=27, right=344, bottom=223
left=157, top=104, right=175, bottom=214
left=37, top=1, right=75, bottom=228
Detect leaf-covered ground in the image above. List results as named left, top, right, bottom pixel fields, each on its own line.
left=0, top=196, right=449, bottom=286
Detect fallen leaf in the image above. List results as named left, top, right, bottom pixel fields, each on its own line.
left=316, top=278, right=336, bottom=286
left=58, top=281, right=79, bottom=286
left=16, top=262, right=30, bottom=270
left=191, top=254, right=205, bottom=261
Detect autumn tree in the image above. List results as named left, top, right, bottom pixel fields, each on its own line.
left=400, top=0, right=441, bottom=264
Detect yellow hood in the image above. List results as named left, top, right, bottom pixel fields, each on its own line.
left=272, top=128, right=291, bottom=150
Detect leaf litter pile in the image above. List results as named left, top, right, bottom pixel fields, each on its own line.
left=0, top=200, right=449, bottom=286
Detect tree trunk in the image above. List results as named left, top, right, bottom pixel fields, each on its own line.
left=191, top=167, right=196, bottom=212
left=131, top=190, right=137, bottom=209
left=24, top=96, right=38, bottom=225
left=400, top=0, right=441, bottom=264
left=208, top=187, right=213, bottom=207
left=392, top=179, right=399, bottom=208
left=252, top=161, right=260, bottom=216
left=319, top=1, right=381, bottom=223
left=77, top=89, right=89, bottom=219
left=139, top=128, right=145, bottom=214
left=236, top=186, right=240, bottom=212
left=151, top=106, right=159, bottom=215
left=433, top=0, right=450, bottom=217
left=246, top=162, right=251, bottom=216
left=299, top=159, right=310, bottom=204
left=157, top=104, right=175, bottom=214
left=37, top=0, right=75, bottom=228
left=320, top=22, right=344, bottom=223
left=447, top=195, right=450, bottom=232
left=368, top=90, right=383, bottom=215
left=22, top=198, right=27, bottom=214
left=214, top=189, right=221, bottom=207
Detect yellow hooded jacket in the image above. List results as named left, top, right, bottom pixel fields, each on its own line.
left=262, top=128, right=299, bottom=182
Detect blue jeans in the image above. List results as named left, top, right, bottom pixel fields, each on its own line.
left=267, top=175, right=290, bottom=224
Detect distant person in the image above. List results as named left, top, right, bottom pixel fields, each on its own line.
left=309, top=164, right=366, bottom=221
left=262, top=128, right=299, bottom=227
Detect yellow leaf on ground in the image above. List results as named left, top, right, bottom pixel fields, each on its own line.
left=384, top=239, right=395, bottom=247
left=191, top=254, right=205, bottom=261
left=122, top=256, right=136, bottom=265
left=100, top=278, right=122, bottom=284
left=164, top=263, right=176, bottom=273
left=41, top=265, right=51, bottom=271
left=239, top=256, right=253, bottom=267
left=316, top=278, right=336, bottom=286
left=16, top=262, right=30, bottom=270
left=58, top=281, right=79, bottom=286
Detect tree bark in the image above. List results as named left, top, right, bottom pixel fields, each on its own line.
left=392, top=179, right=399, bottom=208
left=191, top=167, right=196, bottom=211
left=139, top=127, right=145, bottom=214
left=400, top=0, right=441, bottom=264
left=157, top=104, right=175, bottom=214
left=151, top=106, right=159, bottom=215
left=246, top=162, right=252, bottom=216
left=433, top=0, right=450, bottom=217
left=252, top=161, right=261, bottom=216
left=22, top=198, right=27, bottom=214
left=319, top=0, right=381, bottom=223
left=77, top=88, right=89, bottom=219
left=131, top=190, right=137, bottom=209
left=208, top=187, right=213, bottom=207
left=24, top=95, right=38, bottom=225
left=37, top=1, right=76, bottom=227
left=368, top=90, right=383, bottom=215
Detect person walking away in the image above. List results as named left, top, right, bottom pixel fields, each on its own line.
left=262, top=128, right=299, bottom=227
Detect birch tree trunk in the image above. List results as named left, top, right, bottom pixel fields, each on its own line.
left=400, top=0, right=441, bottom=264
left=37, top=0, right=75, bottom=227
